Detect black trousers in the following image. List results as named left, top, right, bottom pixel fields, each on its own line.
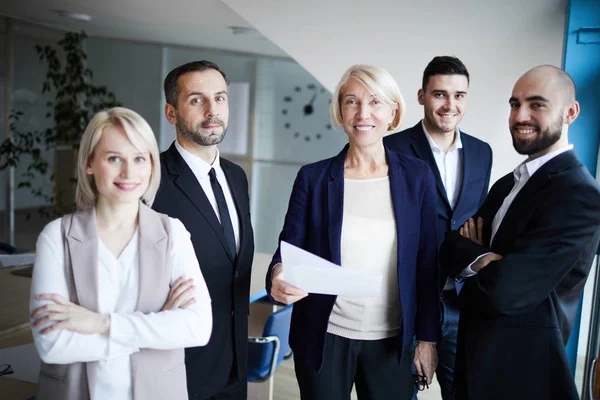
left=295, top=333, right=415, bottom=400
left=193, top=358, right=247, bottom=400
left=205, top=380, right=247, bottom=400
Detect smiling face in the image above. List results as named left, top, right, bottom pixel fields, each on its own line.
left=418, top=74, right=468, bottom=136
left=418, top=75, right=469, bottom=135
left=165, top=68, right=229, bottom=147
left=340, top=78, right=397, bottom=148
left=508, top=67, right=579, bottom=159
left=86, top=125, right=152, bottom=206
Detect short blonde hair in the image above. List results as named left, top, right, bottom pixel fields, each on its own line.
left=330, top=64, right=405, bottom=132
left=76, top=107, right=161, bottom=210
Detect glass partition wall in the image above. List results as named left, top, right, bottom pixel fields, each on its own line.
left=1, top=20, right=348, bottom=254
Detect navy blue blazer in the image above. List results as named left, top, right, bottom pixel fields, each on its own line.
left=266, top=144, right=440, bottom=371
left=384, top=122, right=492, bottom=287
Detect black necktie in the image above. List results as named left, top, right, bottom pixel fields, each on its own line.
left=208, top=168, right=236, bottom=259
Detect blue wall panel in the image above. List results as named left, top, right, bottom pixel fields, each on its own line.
left=563, top=0, right=600, bottom=375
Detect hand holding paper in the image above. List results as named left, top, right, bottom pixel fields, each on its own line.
left=279, top=241, right=383, bottom=297
left=270, top=263, right=308, bottom=304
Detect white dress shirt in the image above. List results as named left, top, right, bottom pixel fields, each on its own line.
left=175, top=140, right=240, bottom=252
left=30, top=217, right=213, bottom=400
left=422, top=121, right=463, bottom=210
left=461, top=145, right=574, bottom=278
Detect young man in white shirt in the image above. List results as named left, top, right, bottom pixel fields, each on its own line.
left=384, top=56, right=492, bottom=399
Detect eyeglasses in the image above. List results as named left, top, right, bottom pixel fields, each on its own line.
left=413, top=373, right=429, bottom=391
left=0, top=364, right=13, bottom=377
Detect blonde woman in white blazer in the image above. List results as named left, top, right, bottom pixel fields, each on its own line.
left=29, top=107, right=213, bottom=400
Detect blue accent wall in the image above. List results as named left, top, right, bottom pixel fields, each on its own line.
left=563, top=0, right=600, bottom=375
left=564, top=0, right=600, bottom=175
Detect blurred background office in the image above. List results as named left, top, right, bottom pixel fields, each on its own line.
left=0, top=1, right=599, bottom=399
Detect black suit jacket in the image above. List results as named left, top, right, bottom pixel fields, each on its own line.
left=440, top=150, right=600, bottom=399
left=153, top=143, right=255, bottom=399
left=384, top=122, right=493, bottom=288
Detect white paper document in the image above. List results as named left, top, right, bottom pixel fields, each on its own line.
left=280, top=241, right=383, bottom=297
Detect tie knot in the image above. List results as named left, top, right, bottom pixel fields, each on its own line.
left=209, top=168, right=217, bottom=180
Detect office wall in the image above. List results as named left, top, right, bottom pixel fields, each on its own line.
left=563, top=0, right=600, bottom=175
left=0, top=20, right=347, bottom=255
left=251, top=58, right=347, bottom=252
left=86, top=38, right=163, bottom=139
left=563, top=0, right=600, bottom=388
left=4, top=0, right=569, bottom=252
left=0, top=27, right=164, bottom=212
left=0, top=23, right=60, bottom=210
left=223, top=0, right=568, bottom=183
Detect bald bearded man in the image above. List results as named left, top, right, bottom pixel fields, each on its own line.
left=440, top=65, right=600, bottom=399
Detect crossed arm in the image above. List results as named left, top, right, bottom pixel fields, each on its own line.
left=30, top=218, right=212, bottom=364
left=441, top=189, right=600, bottom=317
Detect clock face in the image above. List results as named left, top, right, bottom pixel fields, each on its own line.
left=281, top=83, right=333, bottom=142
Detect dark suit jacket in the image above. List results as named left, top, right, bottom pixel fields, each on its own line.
left=266, top=145, right=440, bottom=371
left=440, top=150, right=600, bottom=399
left=153, top=143, right=255, bottom=399
left=384, top=122, right=493, bottom=288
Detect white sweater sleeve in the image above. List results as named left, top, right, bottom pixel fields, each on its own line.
left=109, top=218, right=213, bottom=350
left=30, top=219, right=137, bottom=364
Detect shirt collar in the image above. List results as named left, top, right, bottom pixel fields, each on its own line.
left=421, top=120, right=463, bottom=153
left=514, top=144, right=574, bottom=182
left=174, top=139, right=221, bottom=179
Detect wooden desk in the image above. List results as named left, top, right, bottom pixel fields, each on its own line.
left=0, top=266, right=36, bottom=399
left=0, top=376, right=37, bottom=399
left=0, top=266, right=32, bottom=350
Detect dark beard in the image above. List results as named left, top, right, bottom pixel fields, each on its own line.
left=511, top=115, right=563, bottom=156
left=176, top=115, right=227, bottom=146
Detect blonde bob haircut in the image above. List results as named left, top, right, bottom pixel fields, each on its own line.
left=330, top=64, right=406, bottom=132
left=76, top=107, right=161, bottom=210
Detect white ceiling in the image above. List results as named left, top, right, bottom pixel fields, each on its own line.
left=0, top=0, right=287, bottom=57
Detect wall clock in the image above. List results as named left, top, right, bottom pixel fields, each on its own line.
left=281, top=83, right=333, bottom=141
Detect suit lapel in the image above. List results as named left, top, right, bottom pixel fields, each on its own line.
left=490, top=171, right=549, bottom=249
left=327, top=147, right=347, bottom=266
left=477, top=173, right=514, bottom=247
left=491, top=150, right=579, bottom=247
left=136, top=203, right=169, bottom=312
left=165, top=144, right=234, bottom=263
left=453, top=131, right=472, bottom=215
left=386, top=148, right=406, bottom=271
left=66, top=207, right=100, bottom=312
left=409, top=124, right=451, bottom=209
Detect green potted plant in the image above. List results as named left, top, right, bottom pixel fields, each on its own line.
left=0, top=30, right=120, bottom=216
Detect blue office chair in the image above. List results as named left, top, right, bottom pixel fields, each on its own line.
left=247, top=304, right=293, bottom=381
left=0, top=242, right=17, bottom=254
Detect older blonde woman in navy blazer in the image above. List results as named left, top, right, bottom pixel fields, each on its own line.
left=266, top=65, right=440, bottom=400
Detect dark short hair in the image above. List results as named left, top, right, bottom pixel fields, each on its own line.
left=163, top=60, right=229, bottom=108
left=422, top=56, right=469, bottom=91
